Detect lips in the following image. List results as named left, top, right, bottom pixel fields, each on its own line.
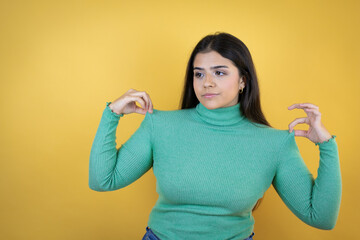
left=203, top=93, right=219, bottom=98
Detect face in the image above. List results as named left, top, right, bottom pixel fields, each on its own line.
left=193, top=50, right=245, bottom=109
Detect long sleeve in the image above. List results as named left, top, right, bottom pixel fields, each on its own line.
left=89, top=102, right=154, bottom=192
left=272, top=131, right=342, bottom=230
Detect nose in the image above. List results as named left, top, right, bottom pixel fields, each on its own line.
left=204, top=74, right=215, bottom=87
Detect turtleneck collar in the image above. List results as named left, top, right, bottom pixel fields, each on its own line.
left=194, top=101, right=246, bottom=126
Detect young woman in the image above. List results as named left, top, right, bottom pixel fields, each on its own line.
left=89, top=32, right=341, bottom=240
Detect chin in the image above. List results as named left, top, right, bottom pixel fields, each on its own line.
left=200, top=100, right=223, bottom=109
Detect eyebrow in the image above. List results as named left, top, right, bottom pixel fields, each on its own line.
left=193, top=65, right=229, bottom=70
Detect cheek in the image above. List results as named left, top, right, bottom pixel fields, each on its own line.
left=221, top=78, right=239, bottom=92
left=193, top=79, right=202, bottom=88
left=193, top=80, right=200, bottom=94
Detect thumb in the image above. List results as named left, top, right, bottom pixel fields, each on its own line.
left=134, top=105, right=147, bottom=115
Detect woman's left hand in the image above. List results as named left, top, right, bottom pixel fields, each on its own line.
left=287, top=103, right=333, bottom=144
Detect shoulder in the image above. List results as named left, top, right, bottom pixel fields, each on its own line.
left=143, top=107, right=193, bottom=124
left=249, top=122, right=292, bottom=139
left=268, top=127, right=294, bottom=140
left=255, top=127, right=298, bottom=164
left=248, top=123, right=295, bottom=148
left=270, top=128, right=295, bottom=144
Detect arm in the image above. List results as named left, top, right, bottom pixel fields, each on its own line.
left=89, top=102, right=154, bottom=192
left=272, top=131, right=342, bottom=230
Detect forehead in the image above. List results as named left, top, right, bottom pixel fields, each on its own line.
left=193, top=51, right=235, bottom=68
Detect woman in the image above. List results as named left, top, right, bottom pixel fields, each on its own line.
left=89, top=32, right=341, bottom=240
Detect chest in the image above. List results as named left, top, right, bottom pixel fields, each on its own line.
left=152, top=125, right=278, bottom=213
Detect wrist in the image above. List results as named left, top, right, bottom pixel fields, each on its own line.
left=317, top=133, right=333, bottom=144
left=315, top=135, right=336, bottom=146
left=107, top=102, right=123, bottom=116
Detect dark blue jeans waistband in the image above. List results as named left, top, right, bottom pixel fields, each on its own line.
left=143, top=226, right=255, bottom=240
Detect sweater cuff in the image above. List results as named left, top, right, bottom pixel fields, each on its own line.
left=105, top=102, right=124, bottom=118
left=314, top=135, right=337, bottom=146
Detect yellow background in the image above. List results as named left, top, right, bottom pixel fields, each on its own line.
left=0, top=0, right=358, bottom=239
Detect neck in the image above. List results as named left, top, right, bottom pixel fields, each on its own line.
left=194, top=102, right=246, bottom=126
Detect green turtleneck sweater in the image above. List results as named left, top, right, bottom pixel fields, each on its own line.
left=89, top=101, right=341, bottom=240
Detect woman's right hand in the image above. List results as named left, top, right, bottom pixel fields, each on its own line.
left=108, top=88, right=154, bottom=115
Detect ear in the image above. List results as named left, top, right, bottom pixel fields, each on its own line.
left=242, top=76, right=246, bottom=84
left=239, top=76, right=246, bottom=88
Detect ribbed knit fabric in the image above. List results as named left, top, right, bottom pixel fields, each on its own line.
left=89, top=101, right=342, bottom=240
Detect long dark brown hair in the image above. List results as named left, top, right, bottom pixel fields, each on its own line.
left=179, top=31, right=273, bottom=212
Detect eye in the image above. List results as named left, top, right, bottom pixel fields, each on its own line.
left=194, top=72, right=203, bottom=78
left=215, top=71, right=225, bottom=76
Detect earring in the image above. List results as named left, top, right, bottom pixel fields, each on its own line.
left=239, top=88, right=243, bottom=94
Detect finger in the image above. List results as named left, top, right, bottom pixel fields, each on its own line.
left=299, top=103, right=319, bottom=110
left=129, top=88, right=137, bottom=92
left=304, top=107, right=321, bottom=116
left=133, top=97, right=148, bottom=115
left=148, top=97, right=153, bottom=113
left=134, top=105, right=147, bottom=115
left=292, top=129, right=308, bottom=137
left=137, top=92, right=148, bottom=110
left=131, top=91, right=150, bottom=111
left=288, top=117, right=308, bottom=132
left=129, top=96, right=146, bottom=111
left=131, top=91, right=148, bottom=111
left=288, top=103, right=319, bottom=110
left=142, top=92, right=154, bottom=112
left=287, top=103, right=304, bottom=110
left=145, top=93, right=154, bottom=112
left=142, top=92, right=150, bottom=111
